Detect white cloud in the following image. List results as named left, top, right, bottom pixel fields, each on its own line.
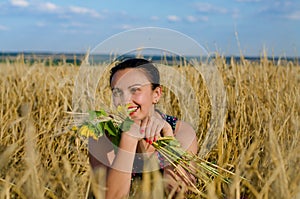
left=186, top=15, right=197, bottom=23
left=9, top=1, right=102, bottom=19
left=60, top=22, right=87, bottom=28
left=285, top=11, right=300, bottom=20
left=235, top=0, right=261, bottom=2
left=184, top=15, right=209, bottom=23
left=199, top=16, right=209, bottom=22
left=42, top=2, right=58, bottom=11
left=167, top=15, right=181, bottom=22
left=36, top=2, right=60, bottom=13
left=0, top=25, right=9, bottom=31
left=258, top=1, right=298, bottom=20
left=36, top=22, right=46, bottom=27
left=60, top=29, right=93, bottom=35
left=69, top=6, right=101, bottom=18
left=150, top=16, right=159, bottom=21
left=119, top=24, right=134, bottom=30
left=231, top=8, right=240, bottom=19
left=195, top=3, right=227, bottom=14
left=10, top=0, right=29, bottom=7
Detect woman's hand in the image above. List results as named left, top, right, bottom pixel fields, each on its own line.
left=139, top=115, right=173, bottom=144
left=123, top=120, right=145, bottom=141
left=124, top=112, right=174, bottom=144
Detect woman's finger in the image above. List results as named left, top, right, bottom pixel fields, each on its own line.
left=153, top=120, right=163, bottom=142
left=140, top=116, right=149, bottom=134
left=145, top=117, right=153, bottom=141
left=148, top=119, right=158, bottom=143
left=126, top=120, right=144, bottom=140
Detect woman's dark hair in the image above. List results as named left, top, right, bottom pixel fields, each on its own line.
left=109, top=58, right=160, bottom=90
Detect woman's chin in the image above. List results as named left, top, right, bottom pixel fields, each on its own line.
left=129, top=113, right=145, bottom=121
left=129, top=112, right=139, bottom=120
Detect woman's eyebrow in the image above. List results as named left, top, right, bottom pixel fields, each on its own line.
left=111, top=84, right=141, bottom=91
left=112, top=83, right=149, bottom=91
left=111, top=87, right=120, bottom=91
left=128, top=83, right=143, bottom=88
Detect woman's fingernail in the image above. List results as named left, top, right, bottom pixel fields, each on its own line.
left=149, top=140, right=153, bottom=145
left=154, top=137, right=157, bottom=142
left=145, top=138, right=149, bottom=142
left=140, top=129, right=144, bottom=133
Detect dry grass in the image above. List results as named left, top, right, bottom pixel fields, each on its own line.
left=0, top=55, right=299, bottom=199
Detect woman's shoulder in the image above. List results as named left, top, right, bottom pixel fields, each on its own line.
left=174, top=120, right=195, bottom=135
left=174, top=120, right=198, bottom=154
left=157, top=110, right=195, bottom=134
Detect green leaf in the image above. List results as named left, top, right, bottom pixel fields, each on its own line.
left=96, top=122, right=105, bottom=137
left=119, top=117, right=134, bottom=132
left=88, top=109, right=108, bottom=121
left=104, top=121, right=117, bottom=136
left=88, top=111, right=97, bottom=120
left=168, top=139, right=181, bottom=147
left=94, top=109, right=108, bottom=117
left=111, top=136, right=121, bottom=150
left=87, top=123, right=98, bottom=136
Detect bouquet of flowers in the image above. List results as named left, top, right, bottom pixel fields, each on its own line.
left=69, top=105, right=239, bottom=194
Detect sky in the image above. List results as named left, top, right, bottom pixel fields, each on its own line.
left=0, top=0, right=299, bottom=57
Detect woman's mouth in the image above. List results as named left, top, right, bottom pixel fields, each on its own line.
left=128, top=105, right=139, bottom=116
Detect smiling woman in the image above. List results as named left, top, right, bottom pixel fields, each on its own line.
left=88, top=58, right=198, bottom=199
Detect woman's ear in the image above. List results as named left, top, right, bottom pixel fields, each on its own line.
left=152, top=86, right=162, bottom=104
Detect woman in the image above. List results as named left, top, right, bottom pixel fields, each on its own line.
left=88, top=58, right=198, bottom=198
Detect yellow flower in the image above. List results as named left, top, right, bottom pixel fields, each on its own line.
left=89, top=130, right=98, bottom=140
left=79, top=125, right=89, bottom=137
left=78, top=125, right=98, bottom=140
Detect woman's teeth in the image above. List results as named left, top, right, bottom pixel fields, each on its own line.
left=128, top=106, right=138, bottom=114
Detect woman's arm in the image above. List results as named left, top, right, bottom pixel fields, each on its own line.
left=88, top=133, right=138, bottom=199
left=105, top=133, right=138, bottom=199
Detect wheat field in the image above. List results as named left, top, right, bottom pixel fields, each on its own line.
left=0, top=55, right=299, bottom=199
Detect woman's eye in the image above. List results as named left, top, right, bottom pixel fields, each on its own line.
left=129, top=87, right=140, bottom=94
left=112, top=89, right=123, bottom=97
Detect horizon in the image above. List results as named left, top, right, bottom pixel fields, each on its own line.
left=1, top=51, right=299, bottom=58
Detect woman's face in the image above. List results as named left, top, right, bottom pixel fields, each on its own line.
left=110, top=68, right=161, bottom=120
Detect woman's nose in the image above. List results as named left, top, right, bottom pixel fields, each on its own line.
left=121, top=90, right=132, bottom=104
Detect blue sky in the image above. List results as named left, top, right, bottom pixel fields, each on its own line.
left=0, top=0, right=299, bottom=56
